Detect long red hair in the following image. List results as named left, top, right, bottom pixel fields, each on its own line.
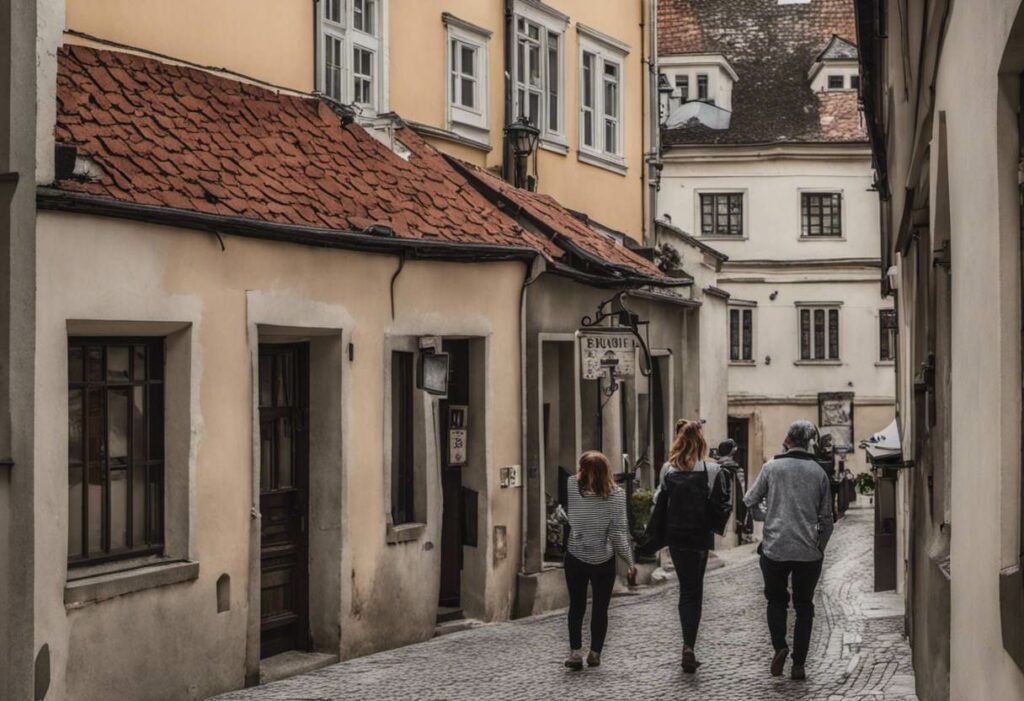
left=577, top=450, right=615, bottom=497
left=668, top=420, right=707, bottom=471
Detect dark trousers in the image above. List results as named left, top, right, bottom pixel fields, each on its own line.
left=759, top=553, right=824, bottom=665
left=668, top=547, right=709, bottom=648
left=564, top=553, right=617, bottom=652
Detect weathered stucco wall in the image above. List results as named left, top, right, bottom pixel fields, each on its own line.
left=34, top=211, right=526, bottom=700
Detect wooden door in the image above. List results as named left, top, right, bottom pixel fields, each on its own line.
left=258, top=343, right=310, bottom=659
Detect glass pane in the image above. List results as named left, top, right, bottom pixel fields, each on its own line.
left=148, top=384, right=164, bottom=461
left=829, top=309, right=840, bottom=359
left=528, top=23, right=539, bottom=41
left=133, top=344, right=146, bottom=381
left=461, top=45, right=475, bottom=77
left=729, top=309, right=739, bottom=360
left=604, top=119, right=615, bottom=153
left=108, top=389, right=129, bottom=462
left=528, top=92, right=540, bottom=124
left=88, top=461, right=103, bottom=553
left=69, top=346, right=83, bottom=382
left=69, top=388, right=83, bottom=463
left=604, top=80, right=617, bottom=117
left=742, top=310, right=752, bottom=360
left=814, top=309, right=825, bottom=360
left=516, top=41, right=525, bottom=86
left=800, top=309, right=811, bottom=360
left=528, top=44, right=541, bottom=86
left=582, top=54, right=593, bottom=107
left=276, top=353, right=294, bottom=407
left=148, top=466, right=164, bottom=544
left=133, top=462, right=147, bottom=546
left=86, top=389, right=104, bottom=463
left=132, top=386, right=146, bottom=463
left=86, top=347, right=102, bottom=381
left=277, top=418, right=293, bottom=488
left=259, top=357, right=272, bottom=407
left=69, top=464, right=83, bottom=557
left=461, top=77, right=474, bottom=109
left=107, top=346, right=130, bottom=382
left=110, top=468, right=128, bottom=551
left=353, top=0, right=364, bottom=30
left=583, top=112, right=593, bottom=146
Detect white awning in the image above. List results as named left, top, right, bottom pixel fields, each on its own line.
left=859, top=419, right=901, bottom=460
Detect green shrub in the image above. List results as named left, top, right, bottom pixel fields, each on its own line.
left=631, top=488, right=654, bottom=531
left=854, top=472, right=876, bottom=496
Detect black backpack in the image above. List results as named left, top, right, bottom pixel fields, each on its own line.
left=637, top=462, right=733, bottom=554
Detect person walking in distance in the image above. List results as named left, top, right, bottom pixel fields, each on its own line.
left=743, top=420, right=834, bottom=681
left=642, top=421, right=732, bottom=673
left=562, top=451, right=637, bottom=670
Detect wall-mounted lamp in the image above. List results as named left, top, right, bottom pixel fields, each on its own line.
left=504, top=115, right=540, bottom=190
left=769, top=290, right=779, bottom=300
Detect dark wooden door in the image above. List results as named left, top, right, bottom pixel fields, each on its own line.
left=728, top=417, right=750, bottom=526
left=258, top=343, right=310, bottom=659
left=439, top=340, right=469, bottom=608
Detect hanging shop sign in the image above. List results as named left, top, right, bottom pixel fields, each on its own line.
left=578, top=329, right=638, bottom=380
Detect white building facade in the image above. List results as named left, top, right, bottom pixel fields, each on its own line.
left=656, top=0, right=894, bottom=487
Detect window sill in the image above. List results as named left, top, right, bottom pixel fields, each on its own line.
left=576, top=150, right=626, bottom=175
left=875, top=361, right=895, bottom=367
left=799, top=235, right=846, bottom=241
left=65, top=559, right=199, bottom=609
left=539, top=138, right=569, bottom=155
left=699, top=234, right=747, bottom=241
left=729, top=360, right=756, bottom=366
left=386, top=522, right=426, bottom=544
left=793, top=360, right=842, bottom=366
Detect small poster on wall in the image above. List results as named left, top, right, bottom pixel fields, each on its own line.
left=448, top=406, right=468, bottom=466
left=818, top=391, right=855, bottom=454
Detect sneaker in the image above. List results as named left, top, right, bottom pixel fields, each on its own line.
left=564, top=650, right=583, bottom=670
left=681, top=646, right=699, bottom=674
left=586, top=651, right=601, bottom=668
left=770, top=647, right=789, bottom=677
left=791, top=664, right=806, bottom=681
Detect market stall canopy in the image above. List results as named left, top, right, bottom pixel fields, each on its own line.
left=859, top=419, right=901, bottom=461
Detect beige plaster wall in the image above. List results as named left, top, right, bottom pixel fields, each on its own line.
left=390, top=0, right=648, bottom=241
left=34, top=211, right=526, bottom=700
left=64, top=0, right=314, bottom=90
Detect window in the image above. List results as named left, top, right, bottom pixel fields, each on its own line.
left=879, top=309, right=896, bottom=362
left=451, top=41, right=478, bottom=110
left=828, top=74, right=844, bottom=90
left=697, top=73, right=709, bottom=101
left=444, top=16, right=490, bottom=136
left=850, top=74, right=860, bottom=90
left=799, top=306, right=841, bottom=361
left=802, top=192, right=843, bottom=237
left=700, top=193, right=743, bottom=236
left=730, top=307, right=754, bottom=362
left=675, top=74, right=689, bottom=101
left=578, top=31, right=625, bottom=161
left=68, top=339, right=164, bottom=565
left=390, top=350, right=416, bottom=525
left=317, top=0, right=384, bottom=110
left=514, top=15, right=562, bottom=140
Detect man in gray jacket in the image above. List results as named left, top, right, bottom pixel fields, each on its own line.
left=743, top=420, right=834, bottom=681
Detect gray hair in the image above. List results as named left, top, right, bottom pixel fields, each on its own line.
left=785, top=420, right=817, bottom=450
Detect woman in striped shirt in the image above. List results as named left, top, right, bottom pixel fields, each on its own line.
left=562, top=451, right=636, bottom=670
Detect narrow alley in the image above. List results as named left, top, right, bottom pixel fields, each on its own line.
left=214, top=507, right=917, bottom=701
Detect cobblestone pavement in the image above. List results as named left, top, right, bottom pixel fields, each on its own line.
left=215, top=507, right=918, bottom=701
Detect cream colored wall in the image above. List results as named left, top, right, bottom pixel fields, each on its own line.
left=389, top=0, right=648, bottom=240
left=63, top=0, right=313, bottom=90
left=660, top=150, right=879, bottom=260
left=34, top=211, right=525, bottom=700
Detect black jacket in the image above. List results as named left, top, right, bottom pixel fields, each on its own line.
left=642, top=463, right=732, bottom=552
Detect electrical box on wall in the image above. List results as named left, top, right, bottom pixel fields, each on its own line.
left=499, top=465, right=521, bottom=488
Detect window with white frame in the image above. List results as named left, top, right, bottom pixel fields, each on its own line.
left=578, top=30, right=626, bottom=161
left=799, top=305, right=841, bottom=361
left=317, top=0, right=385, bottom=110
left=513, top=3, right=566, bottom=143
left=879, top=309, right=896, bottom=362
left=729, top=306, right=754, bottom=362
left=445, top=16, right=490, bottom=135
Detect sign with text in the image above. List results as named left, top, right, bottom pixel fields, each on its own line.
left=579, top=330, right=637, bottom=380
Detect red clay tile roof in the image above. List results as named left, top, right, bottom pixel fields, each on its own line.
left=659, top=0, right=867, bottom=146
left=450, top=158, right=667, bottom=281
left=53, top=44, right=561, bottom=258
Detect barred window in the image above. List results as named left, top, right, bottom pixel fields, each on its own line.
left=879, top=309, right=897, bottom=362
left=799, top=306, right=841, bottom=361
left=802, top=192, right=843, bottom=237
left=700, top=193, right=743, bottom=236
left=68, top=338, right=164, bottom=565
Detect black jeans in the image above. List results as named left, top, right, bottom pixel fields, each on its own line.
left=564, top=553, right=617, bottom=652
left=668, top=547, right=709, bottom=648
left=759, top=553, right=824, bottom=665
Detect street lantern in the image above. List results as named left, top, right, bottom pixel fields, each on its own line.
left=504, top=115, right=540, bottom=190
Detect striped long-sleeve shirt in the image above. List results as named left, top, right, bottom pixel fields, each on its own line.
left=565, top=476, right=634, bottom=567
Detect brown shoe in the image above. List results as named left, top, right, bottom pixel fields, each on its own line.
left=791, top=664, right=806, bottom=681
left=770, top=647, right=789, bottom=677
left=586, top=651, right=601, bottom=667
left=681, top=646, right=699, bottom=674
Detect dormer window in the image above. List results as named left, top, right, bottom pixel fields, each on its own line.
left=828, top=75, right=844, bottom=90
left=809, top=35, right=860, bottom=93
left=676, top=75, right=689, bottom=101
left=659, top=54, right=737, bottom=124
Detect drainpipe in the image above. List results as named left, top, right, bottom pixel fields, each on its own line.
left=519, top=255, right=545, bottom=578
left=645, top=0, right=661, bottom=248
left=502, top=0, right=515, bottom=182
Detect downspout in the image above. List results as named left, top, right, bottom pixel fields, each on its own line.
left=519, top=255, right=545, bottom=578
left=645, top=0, right=661, bottom=248
left=312, top=0, right=319, bottom=91
left=502, top=0, right=515, bottom=182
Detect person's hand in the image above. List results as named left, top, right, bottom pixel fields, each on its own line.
left=627, top=565, right=638, bottom=582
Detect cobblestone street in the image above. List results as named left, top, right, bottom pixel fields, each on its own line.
left=214, top=506, right=916, bottom=701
